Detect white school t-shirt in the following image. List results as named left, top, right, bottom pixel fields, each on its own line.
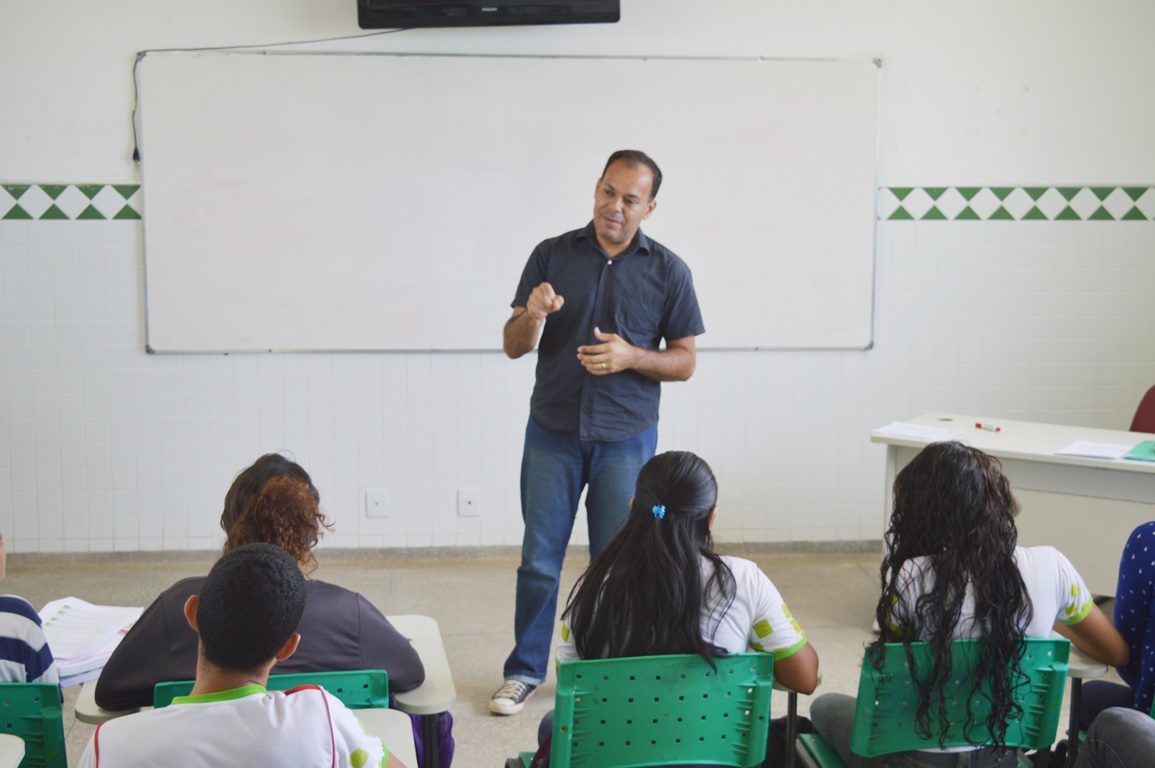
left=890, top=545, right=1094, bottom=637
left=557, top=554, right=808, bottom=661
left=79, top=684, right=386, bottom=768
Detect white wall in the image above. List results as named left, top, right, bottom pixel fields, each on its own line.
left=5, top=1, right=1155, bottom=183
left=2, top=0, right=1154, bottom=553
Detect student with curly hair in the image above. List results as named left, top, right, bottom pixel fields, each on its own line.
left=810, top=441, right=1129, bottom=768
left=95, top=454, right=424, bottom=710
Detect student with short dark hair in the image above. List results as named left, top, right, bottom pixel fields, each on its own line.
left=79, top=543, right=405, bottom=768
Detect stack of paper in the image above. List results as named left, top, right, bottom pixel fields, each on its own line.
left=1124, top=440, right=1155, bottom=462
left=1054, top=441, right=1134, bottom=460
left=873, top=422, right=965, bottom=442
left=39, top=597, right=143, bottom=688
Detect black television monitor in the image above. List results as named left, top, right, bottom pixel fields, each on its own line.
left=358, top=1, right=620, bottom=29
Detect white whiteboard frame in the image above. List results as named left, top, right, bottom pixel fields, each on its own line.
left=138, top=52, right=880, bottom=353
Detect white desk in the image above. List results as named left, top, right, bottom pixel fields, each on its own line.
left=74, top=682, right=137, bottom=725
left=357, top=708, right=419, bottom=768
left=386, top=615, right=457, bottom=717
left=0, top=735, right=23, bottom=768
left=386, top=615, right=458, bottom=768
left=872, top=413, right=1155, bottom=595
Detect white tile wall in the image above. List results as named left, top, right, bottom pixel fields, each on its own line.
left=1, top=218, right=1154, bottom=553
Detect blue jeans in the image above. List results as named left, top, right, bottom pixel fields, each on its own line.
left=1078, top=680, right=1134, bottom=730
left=810, top=693, right=1017, bottom=768
left=502, top=417, right=657, bottom=684
left=1075, top=707, right=1155, bottom=768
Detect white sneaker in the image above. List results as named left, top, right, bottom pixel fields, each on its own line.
left=489, top=679, right=537, bottom=715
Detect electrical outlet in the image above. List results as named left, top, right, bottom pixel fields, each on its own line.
left=458, top=487, right=480, bottom=517
left=365, top=489, right=388, bottom=518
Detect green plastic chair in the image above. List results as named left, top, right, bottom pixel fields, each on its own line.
left=520, top=653, right=774, bottom=768
left=153, top=669, right=389, bottom=710
left=797, top=638, right=1070, bottom=768
left=0, top=682, right=65, bottom=768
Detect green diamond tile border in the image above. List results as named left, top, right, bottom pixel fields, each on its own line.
left=1, top=183, right=141, bottom=221
left=879, top=186, right=1155, bottom=221
left=3, top=183, right=1153, bottom=223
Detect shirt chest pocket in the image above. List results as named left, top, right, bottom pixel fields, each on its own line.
left=611, top=282, right=664, bottom=348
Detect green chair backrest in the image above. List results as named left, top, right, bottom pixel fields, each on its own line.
left=0, top=682, right=65, bottom=768
left=848, top=638, right=1069, bottom=758
left=549, top=653, right=774, bottom=768
left=153, top=669, right=389, bottom=710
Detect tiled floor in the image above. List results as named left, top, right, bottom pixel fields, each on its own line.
left=5, top=545, right=1116, bottom=767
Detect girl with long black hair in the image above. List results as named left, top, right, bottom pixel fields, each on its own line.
left=558, top=449, right=819, bottom=695
left=810, top=441, right=1128, bottom=768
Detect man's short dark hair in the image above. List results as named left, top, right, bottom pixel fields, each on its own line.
left=602, top=150, right=662, bottom=201
left=197, top=543, right=307, bottom=673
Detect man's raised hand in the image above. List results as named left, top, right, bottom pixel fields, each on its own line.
left=527, top=283, right=564, bottom=320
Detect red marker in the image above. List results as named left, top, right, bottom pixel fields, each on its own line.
left=975, top=422, right=1001, bottom=432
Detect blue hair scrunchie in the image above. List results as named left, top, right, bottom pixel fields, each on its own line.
left=652, top=504, right=666, bottom=520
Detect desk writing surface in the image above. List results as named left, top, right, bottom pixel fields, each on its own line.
left=386, top=614, right=457, bottom=716
left=0, top=735, right=22, bottom=768
left=74, top=679, right=136, bottom=724
left=356, top=709, right=418, bottom=768
left=871, top=413, right=1155, bottom=476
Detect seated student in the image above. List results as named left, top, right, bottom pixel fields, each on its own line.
left=96, top=453, right=424, bottom=710
left=810, top=441, right=1129, bottom=768
left=79, top=543, right=405, bottom=767
left=1079, top=520, right=1155, bottom=728
left=532, top=451, right=819, bottom=764
left=0, top=531, right=58, bottom=685
left=1074, top=707, right=1155, bottom=768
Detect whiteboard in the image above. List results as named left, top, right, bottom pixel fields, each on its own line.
left=138, top=52, right=878, bottom=352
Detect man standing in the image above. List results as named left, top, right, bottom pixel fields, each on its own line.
left=491, top=150, right=705, bottom=715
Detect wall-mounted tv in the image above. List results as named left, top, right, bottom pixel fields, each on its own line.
left=358, top=1, right=620, bottom=29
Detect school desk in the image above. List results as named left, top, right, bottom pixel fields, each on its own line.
left=872, top=413, right=1155, bottom=595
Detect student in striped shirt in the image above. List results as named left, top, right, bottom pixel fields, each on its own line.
left=0, top=532, right=58, bottom=686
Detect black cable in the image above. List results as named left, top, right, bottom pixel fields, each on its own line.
left=130, top=28, right=408, bottom=164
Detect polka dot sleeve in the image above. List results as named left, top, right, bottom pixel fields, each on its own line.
left=1113, top=521, right=1155, bottom=713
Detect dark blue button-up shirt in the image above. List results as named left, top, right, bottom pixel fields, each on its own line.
left=512, top=223, right=704, bottom=441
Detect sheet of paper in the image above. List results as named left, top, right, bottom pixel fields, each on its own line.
left=59, top=667, right=105, bottom=689
left=1054, top=441, right=1134, bottom=460
left=873, top=421, right=965, bottom=442
left=1123, top=440, right=1155, bottom=463
left=39, top=597, right=142, bottom=660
